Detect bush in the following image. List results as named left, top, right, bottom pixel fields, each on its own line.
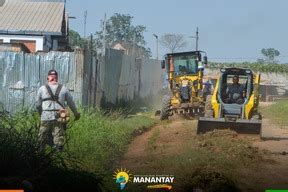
left=0, top=107, right=156, bottom=191
left=208, top=62, right=288, bottom=73
left=0, top=110, right=103, bottom=191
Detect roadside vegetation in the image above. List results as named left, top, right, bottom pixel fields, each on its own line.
left=67, top=108, right=157, bottom=189
left=209, top=62, right=288, bottom=73
left=261, top=100, right=288, bottom=126
left=0, top=106, right=157, bottom=191
left=0, top=110, right=102, bottom=192
left=208, top=47, right=287, bottom=73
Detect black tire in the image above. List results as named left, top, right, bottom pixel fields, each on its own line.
left=160, top=95, right=171, bottom=120
left=204, top=95, right=213, bottom=118
left=252, top=112, right=262, bottom=120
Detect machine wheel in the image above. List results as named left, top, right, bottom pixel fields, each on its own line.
left=160, top=95, right=171, bottom=120
left=252, top=113, right=262, bottom=120
left=204, top=95, right=213, bottom=118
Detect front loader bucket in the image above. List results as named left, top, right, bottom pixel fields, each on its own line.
left=197, top=117, right=262, bottom=135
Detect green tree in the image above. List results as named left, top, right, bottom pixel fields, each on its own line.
left=95, top=13, right=151, bottom=56
left=68, top=29, right=87, bottom=49
left=159, top=34, right=187, bottom=53
left=261, top=48, right=280, bottom=63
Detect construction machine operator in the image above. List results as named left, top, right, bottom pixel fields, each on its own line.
left=226, top=75, right=245, bottom=104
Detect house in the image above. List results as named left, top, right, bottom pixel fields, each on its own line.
left=0, top=0, right=68, bottom=53
left=112, top=41, right=150, bottom=58
left=113, top=43, right=128, bottom=54
left=0, top=42, right=31, bottom=52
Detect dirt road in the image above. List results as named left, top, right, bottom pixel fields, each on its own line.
left=121, top=118, right=197, bottom=169
left=119, top=116, right=288, bottom=191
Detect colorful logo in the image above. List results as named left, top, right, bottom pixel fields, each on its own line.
left=113, top=168, right=132, bottom=190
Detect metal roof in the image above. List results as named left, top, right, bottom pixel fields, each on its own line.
left=0, top=0, right=65, bottom=35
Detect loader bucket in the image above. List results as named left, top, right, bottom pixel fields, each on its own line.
left=197, top=117, right=262, bottom=135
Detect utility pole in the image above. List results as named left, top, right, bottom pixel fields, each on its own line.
left=84, top=10, right=87, bottom=38
left=102, top=13, right=107, bottom=54
left=153, top=34, right=159, bottom=60
left=189, top=27, right=199, bottom=51
left=195, top=27, right=199, bottom=51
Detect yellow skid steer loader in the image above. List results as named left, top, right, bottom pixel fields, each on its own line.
left=197, top=67, right=262, bottom=134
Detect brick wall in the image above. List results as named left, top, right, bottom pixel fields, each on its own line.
left=10, top=40, right=36, bottom=53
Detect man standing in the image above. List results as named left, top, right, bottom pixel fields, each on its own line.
left=36, top=69, right=80, bottom=151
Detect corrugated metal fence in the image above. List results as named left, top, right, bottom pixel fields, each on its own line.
left=0, top=50, right=86, bottom=112
left=0, top=48, right=163, bottom=112
left=97, top=48, right=163, bottom=104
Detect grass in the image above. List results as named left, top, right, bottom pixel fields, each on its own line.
left=145, top=127, right=160, bottom=152
left=0, top=107, right=157, bottom=191
left=0, top=110, right=103, bottom=191
left=67, top=108, right=157, bottom=190
left=261, top=100, right=288, bottom=126
left=67, top=108, right=157, bottom=170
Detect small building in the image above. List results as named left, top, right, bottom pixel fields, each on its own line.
left=0, top=0, right=68, bottom=53
left=0, top=42, right=31, bottom=52
left=113, top=43, right=128, bottom=54
left=112, top=41, right=150, bottom=58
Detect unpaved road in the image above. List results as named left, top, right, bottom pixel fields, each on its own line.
left=121, top=118, right=198, bottom=170
left=255, top=118, right=288, bottom=153
left=119, top=115, right=288, bottom=191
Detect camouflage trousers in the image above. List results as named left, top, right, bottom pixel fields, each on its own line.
left=38, top=120, right=66, bottom=149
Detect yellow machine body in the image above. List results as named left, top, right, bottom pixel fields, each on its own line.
left=197, top=68, right=262, bottom=134
left=160, top=51, right=209, bottom=120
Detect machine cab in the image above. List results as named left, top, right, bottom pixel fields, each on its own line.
left=162, top=51, right=207, bottom=75
left=172, top=54, right=198, bottom=75
left=217, top=68, right=254, bottom=119
left=218, top=68, right=253, bottom=105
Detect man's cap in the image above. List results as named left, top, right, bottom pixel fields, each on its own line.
left=48, top=69, right=58, bottom=76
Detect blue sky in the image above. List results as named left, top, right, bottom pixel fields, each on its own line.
left=66, top=0, right=288, bottom=63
